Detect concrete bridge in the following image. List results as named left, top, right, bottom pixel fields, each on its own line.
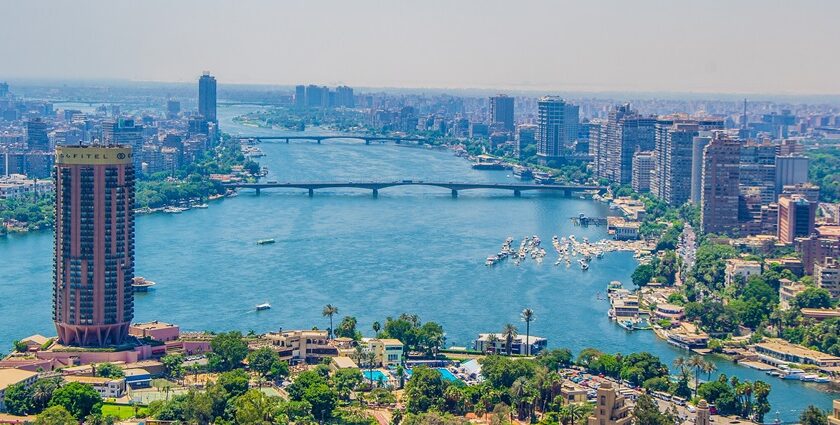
left=238, top=135, right=429, bottom=145
left=224, top=181, right=606, bottom=198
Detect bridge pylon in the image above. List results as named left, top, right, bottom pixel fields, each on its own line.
left=451, top=189, right=458, bottom=198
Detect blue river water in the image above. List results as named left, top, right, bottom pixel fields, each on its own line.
left=0, top=105, right=834, bottom=420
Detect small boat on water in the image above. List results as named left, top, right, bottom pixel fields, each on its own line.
left=579, top=259, right=589, bottom=270
left=256, top=302, right=271, bottom=311
left=131, top=277, right=157, bottom=292
left=257, top=239, right=275, bottom=245
left=163, top=206, right=188, bottom=214
left=193, top=203, right=209, bottom=209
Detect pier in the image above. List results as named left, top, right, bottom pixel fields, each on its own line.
left=570, top=216, right=609, bottom=226
left=225, top=181, right=606, bottom=198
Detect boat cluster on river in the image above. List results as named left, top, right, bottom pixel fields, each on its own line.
left=486, top=233, right=656, bottom=269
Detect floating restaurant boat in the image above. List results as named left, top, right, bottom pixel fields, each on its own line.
left=131, top=277, right=157, bottom=292
left=255, top=302, right=272, bottom=311
left=257, top=239, right=276, bottom=245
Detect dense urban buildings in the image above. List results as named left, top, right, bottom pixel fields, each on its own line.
left=198, top=72, right=217, bottom=122
left=596, top=104, right=656, bottom=185
left=652, top=120, right=699, bottom=206
left=53, top=145, right=136, bottom=346
left=700, top=134, right=741, bottom=235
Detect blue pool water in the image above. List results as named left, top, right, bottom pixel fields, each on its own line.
left=364, top=370, right=389, bottom=383
left=405, top=367, right=461, bottom=383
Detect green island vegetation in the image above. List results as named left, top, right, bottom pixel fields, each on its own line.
left=5, top=310, right=793, bottom=425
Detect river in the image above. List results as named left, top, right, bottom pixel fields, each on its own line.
left=0, top=104, right=834, bottom=420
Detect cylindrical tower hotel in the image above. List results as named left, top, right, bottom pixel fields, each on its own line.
left=54, top=145, right=135, bottom=346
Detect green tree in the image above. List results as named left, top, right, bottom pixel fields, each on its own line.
left=48, top=382, right=102, bottom=420
left=521, top=308, right=535, bottom=356
left=335, top=315, right=360, bottom=339
left=161, top=354, right=184, bottom=379
left=322, top=304, right=339, bottom=339
left=536, top=348, right=573, bottom=371
left=247, top=347, right=287, bottom=382
left=800, top=405, right=829, bottom=425
left=632, top=394, right=676, bottom=425
left=793, top=287, right=834, bottom=309
left=34, top=405, right=77, bottom=425
left=95, top=362, right=124, bottom=378
left=232, top=389, right=277, bottom=424
left=209, top=331, right=248, bottom=371
left=217, top=369, right=250, bottom=398
left=405, top=366, right=447, bottom=413
left=631, top=264, right=655, bottom=288
left=32, top=378, right=62, bottom=413
left=3, top=382, right=34, bottom=415
left=332, top=368, right=364, bottom=400
left=558, top=402, right=591, bottom=425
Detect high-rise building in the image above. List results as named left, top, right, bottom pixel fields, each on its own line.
left=536, top=97, right=577, bottom=160
left=652, top=121, right=699, bottom=206
left=198, top=72, right=217, bottom=122
left=103, top=119, right=144, bottom=172
left=305, top=85, right=326, bottom=108
left=53, top=145, right=135, bottom=346
left=700, top=135, right=741, bottom=235
left=775, top=155, right=809, bottom=195
left=631, top=151, right=654, bottom=193
left=586, top=381, right=631, bottom=425
left=778, top=194, right=817, bottom=244
left=295, top=85, right=306, bottom=109
left=0, top=81, right=8, bottom=97
left=166, top=100, right=181, bottom=119
left=781, top=183, right=820, bottom=203
left=739, top=141, right=778, bottom=204
left=489, top=95, right=515, bottom=132
left=599, top=104, right=656, bottom=185
left=335, top=86, right=355, bottom=108
left=515, top=124, right=537, bottom=159
left=690, top=133, right=712, bottom=204
left=26, top=118, right=50, bottom=152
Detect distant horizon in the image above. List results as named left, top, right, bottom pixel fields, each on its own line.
left=6, top=77, right=840, bottom=104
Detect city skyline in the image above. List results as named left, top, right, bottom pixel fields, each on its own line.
left=2, top=1, right=840, bottom=95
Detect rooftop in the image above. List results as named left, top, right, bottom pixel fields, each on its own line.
left=0, top=368, right=37, bottom=391
left=755, top=339, right=840, bottom=362
left=64, top=375, right=122, bottom=385
left=131, top=321, right=178, bottom=330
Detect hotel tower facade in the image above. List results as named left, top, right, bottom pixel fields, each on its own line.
left=53, top=145, right=135, bottom=346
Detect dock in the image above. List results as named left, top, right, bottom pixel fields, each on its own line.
left=570, top=216, right=608, bottom=226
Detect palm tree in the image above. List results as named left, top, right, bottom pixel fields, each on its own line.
left=559, top=402, right=591, bottom=425
left=486, top=334, right=500, bottom=354
left=502, top=323, right=518, bottom=356
left=322, top=304, right=339, bottom=339
left=521, top=308, right=535, bottom=356
left=372, top=321, right=381, bottom=336
left=396, top=365, right=406, bottom=389
left=702, top=360, right=717, bottom=381
left=687, top=356, right=706, bottom=396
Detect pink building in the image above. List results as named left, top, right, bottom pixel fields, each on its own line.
left=54, top=146, right=136, bottom=347
left=129, top=321, right=180, bottom=342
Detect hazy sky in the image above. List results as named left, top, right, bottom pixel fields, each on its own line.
left=2, top=1, right=838, bottom=94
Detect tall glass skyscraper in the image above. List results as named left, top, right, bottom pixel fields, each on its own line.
left=198, top=72, right=217, bottom=122
left=53, top=145, right=135, bottom=346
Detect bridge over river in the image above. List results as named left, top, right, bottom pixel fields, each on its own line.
left=238, top=135, right=429, bottom=145
left=225, top=181, right=606, bottom=198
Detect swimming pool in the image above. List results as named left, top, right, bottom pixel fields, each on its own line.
left=405, top=367, right=462, bottom=383
left=436, top=368, right=460, bottom=382
left=363, top=370, right=390, bottom=383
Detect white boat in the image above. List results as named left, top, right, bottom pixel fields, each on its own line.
left=814, top=375, right=830, bottom=383
left=193, top=204, right=209, bottom=209
left=256, top=302, right=271, bottom=311
left=781, top=369, right=806, bottom=380
left=801, top=374, right=818, bottom=382
left=131, top=277, right=157, bottom=292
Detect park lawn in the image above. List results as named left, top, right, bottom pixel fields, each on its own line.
left=101, top=403, right=149, bottom=420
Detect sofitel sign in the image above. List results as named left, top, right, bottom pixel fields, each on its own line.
left=55, top=146, right=133, bottom=165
